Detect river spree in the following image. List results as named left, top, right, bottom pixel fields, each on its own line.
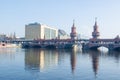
left=0, top=48, right=120, bottom=80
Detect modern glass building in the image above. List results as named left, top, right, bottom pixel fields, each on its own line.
left=58, top=29, right=70, bottom=39
left=25, top=22, right=58, bottom=40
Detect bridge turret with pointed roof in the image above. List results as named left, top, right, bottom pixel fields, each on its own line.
left=92, top=18, right=100, bottom=39
left=70, top=20, right=77, bottom=40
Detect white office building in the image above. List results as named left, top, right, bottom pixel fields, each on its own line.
left=25, top=22, right=58, bottom=40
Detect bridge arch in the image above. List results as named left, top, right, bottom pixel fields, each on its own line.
left=88, top=40, right=110, bottom=50
left=89, top=45, right=109, bottom=50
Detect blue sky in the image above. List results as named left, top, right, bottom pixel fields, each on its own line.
left=0, top=0, right=120, bottom=38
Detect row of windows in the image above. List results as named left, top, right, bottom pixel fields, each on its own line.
left=44, top=28, right=56, bottom=39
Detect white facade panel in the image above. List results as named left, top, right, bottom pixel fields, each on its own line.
left=25, top=23, right=58, bottom=40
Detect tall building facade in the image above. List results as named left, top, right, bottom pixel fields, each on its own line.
left=25, top=22, right=58, bottom=40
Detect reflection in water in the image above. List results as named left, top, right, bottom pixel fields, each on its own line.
left=24, top=48, right=77, bottom=74
left=89, top=50, right=99, bottom=78
left=108, top=51, right=120, bottom=63
left=83, top=49, right=120, bottom=78
left=25, top=49, right=58, bottom=72
left=0, top=48, right=18, bottom=53
left=25, top=49, right=41, bottom=71
left=1, top=47, right=120, bottom=80
left=83, top=49, right=109, bottom=77
left=0, top=48, right=18, bottom=61
left=24, top=48, right=120, bottom=79
left=1, top=48, right=120, bottom=80
left=24, top=48, right=101, bottom=76
left=70, top=49, right=77, bottom=74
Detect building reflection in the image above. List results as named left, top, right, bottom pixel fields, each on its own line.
left=84, top=49, right=120, bottom=78
left=25, top=49, right=58, bottom=72
left=0, top=48, right=18, bottom=61
left=108, top=51, right=120, bottom=63
left=89, top=50, right=99, bottom=78
left=57, top=49, right=71, bottom=64
left=70, top=49, right=77, bottom=74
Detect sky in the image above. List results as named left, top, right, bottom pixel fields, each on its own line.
left=0, top=0, right=120, bottom=38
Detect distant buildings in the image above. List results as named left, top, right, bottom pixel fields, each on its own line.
left=0, top=33, right=16, bottom=41
left=0, top=34, right=6, bottom=41
left=58, top=29, right=70, bottom=39
left=25, top=22, right=70, bottom=40
left=25, top=22, right=58, bottom=40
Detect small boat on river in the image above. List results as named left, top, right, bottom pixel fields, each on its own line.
left=0, top=42, right=19, bottom=48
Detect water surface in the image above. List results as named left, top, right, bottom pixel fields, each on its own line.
left=0, top=48, right=120, bottom=80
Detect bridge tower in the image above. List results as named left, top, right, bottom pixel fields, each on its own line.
left=70, top=20, right=77, bottom=40
left=92, top=18, right=100, bottom=39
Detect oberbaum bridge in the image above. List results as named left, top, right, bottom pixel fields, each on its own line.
left=12, top=19, right=120, bottom=51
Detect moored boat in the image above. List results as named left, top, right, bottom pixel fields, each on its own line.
left=0, top=42, right=19, bottom=48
